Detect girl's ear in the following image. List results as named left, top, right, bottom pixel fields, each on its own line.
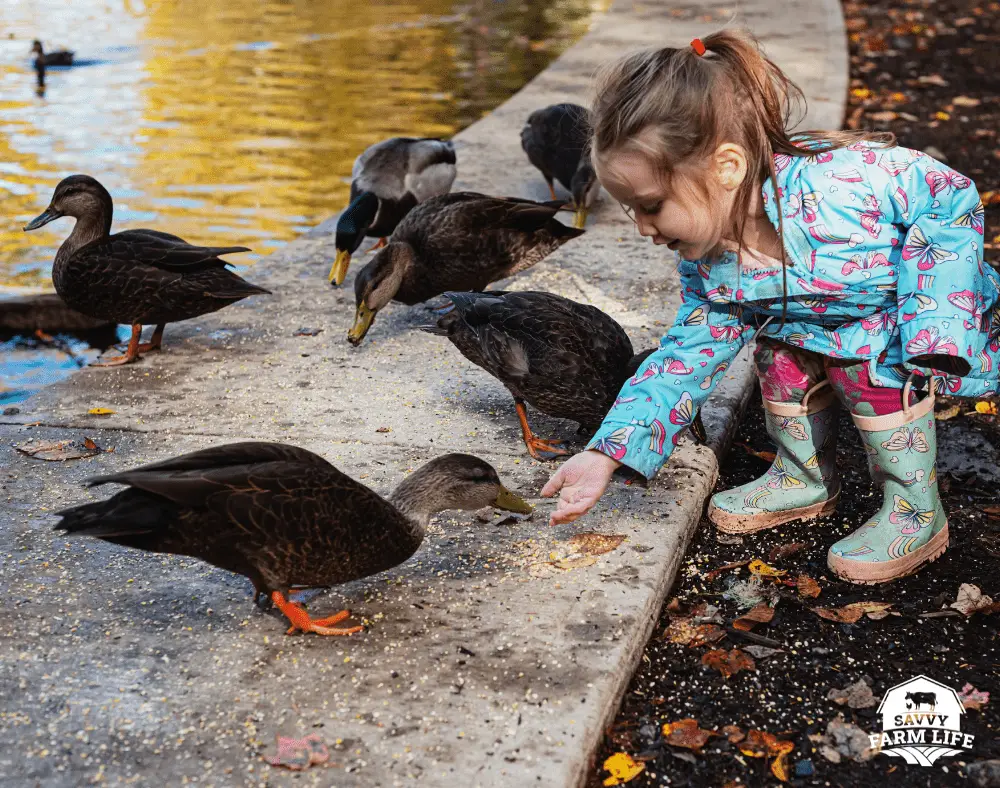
left=713, top=143, right=749, bottom=192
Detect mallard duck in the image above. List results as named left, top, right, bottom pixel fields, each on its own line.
left=348, top=192, right=583, bottom=345
left=54, top=442, right=531, bottom=636
left=330, top=137, right=457, bottom=286
left=520, top=103, right=598, bottom=229
left=425, top=290, right=657, bottom=459
left=32, top=40, right=74, bottom=67
left=24, top=175, right=270, bottom=366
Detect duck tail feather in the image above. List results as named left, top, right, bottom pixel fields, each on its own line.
left=54, top=488, right=177, bottom=549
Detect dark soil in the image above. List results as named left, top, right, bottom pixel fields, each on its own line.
left=588, top=395, right=1000, bottom=787
left=588, top=2, right=1000, bottom=785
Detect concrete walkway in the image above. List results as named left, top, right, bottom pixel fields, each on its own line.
left=0, top=1, right=847, bottom=785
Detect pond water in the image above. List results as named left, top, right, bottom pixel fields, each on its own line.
left=0, top=0, right=599, bottom=405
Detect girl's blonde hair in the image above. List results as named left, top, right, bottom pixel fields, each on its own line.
left=590, top=28, right=893, bottom=257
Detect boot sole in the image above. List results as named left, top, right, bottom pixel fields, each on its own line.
left=709, top=493, right=840, bottom=534
left=827, top=523, right=949, bottom=585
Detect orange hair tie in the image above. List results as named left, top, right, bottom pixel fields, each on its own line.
left=690, top=38, right=707, bottom=56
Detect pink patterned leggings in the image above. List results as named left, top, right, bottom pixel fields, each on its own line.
left=754, top=339, right=906, bottom=416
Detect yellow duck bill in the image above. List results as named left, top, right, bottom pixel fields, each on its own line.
left=329, top=249, right=352, bottom=286
left=572, top=206, right=588, bottom=230
left=493, top=486, right=532, bottom=514
left=347, top=302, right=376, bottom=345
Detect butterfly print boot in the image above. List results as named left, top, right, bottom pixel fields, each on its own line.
left=828, top=377, right=948, bottom=584
left=709, top=381, right=840, bottom=533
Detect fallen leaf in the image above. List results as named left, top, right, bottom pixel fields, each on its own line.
left=292, top=327, right=323, bottom=337
left=13, top=439, right=101, bottom=461
left=869, top=110, right=898, bottom=122
left=975, top=400, right=998, bottom=415
left=796, top=575, right=822, bottom=599
left=810, top=717, right=875, bottom=763
left=952, top=95, right=981, bottom=107
left=87, top=408, right=115, bottom=416
left=665, top=597, right=683, bottom=614
left=602, top=752, right=645, bottom=785
left=768, top=542, right=806, bottom=563
left=705, top=558, right=751, bottom=582
left=689, top=601, right=722, bottom=623
left=812, top=601, right=892, bottom=623
left=661, top=719, right=717, bottom=752
left=739, top=730, right=795, bottom=782
left=732, top=603, right=775, bottom=632
left=982, top=505, right=1000, bottom=516
left=749, top=559, right=786, bottom=578
left=266, top=733, right=329, bottom=771
left=827, top=679, right=877, bottom=709
left=918, top=73, right=949, bottom=86
left=742, top=644, right=784, bottom=660
left=664, top=619, right=725, bottom=648
left=935, top=404, right=962, bottom=421
left=736, top=441, right=777, bottom=463
left=549, top=554, right=598, bottom=570
left=950, top=583, right=1000, bottom=616
left=935, top=110, right=951, bottom=121
left=568, top=532, right=627, bottom=555
left=722, top=725, right=745, bottom=743
left=702, top=648, right=755, bottom=678
left=375, top=426, right=391, bottom=433
left=958, top=683, right=990, bottom=711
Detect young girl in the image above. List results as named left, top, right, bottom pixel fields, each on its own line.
left=541, top=29, right=999, bottom=584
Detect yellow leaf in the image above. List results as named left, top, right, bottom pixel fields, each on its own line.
left=935, top=111, right=951, bottom=121
left=88, top=408, right=115, bottom=416
left=851, top=87, right=872, bottom=99
left=975, top=401, right=998, bottom=415
left=749, top=559, right=786, bottom=577
left=602, top=752, right=645, bottom=785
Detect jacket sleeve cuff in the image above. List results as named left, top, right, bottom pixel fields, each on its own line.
left=586, top=422, right=664, bottom=481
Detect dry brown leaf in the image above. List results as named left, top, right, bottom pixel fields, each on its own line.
left=981, top=504, right=1000, bottom=516
left=768, top=542, right=807, bottom=563
left=14, top=438, right=101, bottom=461
left=749, top=559, right=786, bottom=578
left=935, top=404, right=962, bottom=421
left=827, top=679, right=877, bottom=709
left=549, top=555, right=598, bottom=570
left=812, top=601, right=893, bottom=623
left=958, top=683, right=990, bottom=711
left=665, top=597, right=683, bottom=614
left=739, top=730, right=795, bottom=782
left=732, top=603, right=775, bottom=632
left=950, top=584, right=1000, bottom=616
left=661, top=719, right=717, bottom=753
left=689, top=624, right=726, bottom=648
left=705, top=558, right=751, bottom=582
left=266, top=733, right=329, bottom=771
left=722, top=725, right=745, bottom=743
left=664, top=619, right=725, bottom=648
left=702, top=648, right=755, bottom=678
left=796, top=575, right=822, bottom=599
left=736, top=441, right=777, bottom=463
left=568, top=532, right=627, bottom=556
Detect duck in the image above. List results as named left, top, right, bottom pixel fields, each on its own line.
left=32, top=40, right=74, bottom=68
left=520, top=103, right=599, bottom=230
left=54, top=442, right=531, bottom=636
left=424, top=290, right=660, bottom=459
left=24, top=175, right=270, bottom=366
left=347, top=192, right=583, bottom=345
left=330, top=137, right=457, bottom=286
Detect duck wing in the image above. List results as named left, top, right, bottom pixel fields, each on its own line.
left=433, top=291, right=634, bottom=424
left=353, top=137, right=457, bottom=201
left=105, top=230, right=251, bottom=273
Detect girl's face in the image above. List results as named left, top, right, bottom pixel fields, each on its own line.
left=598, top=148, right=738, bottom=261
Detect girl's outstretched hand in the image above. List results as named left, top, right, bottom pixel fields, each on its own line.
left=541, top=450, right=622, bottom=526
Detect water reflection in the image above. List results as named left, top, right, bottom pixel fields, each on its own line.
left=0, top=0, right=600, bottom=403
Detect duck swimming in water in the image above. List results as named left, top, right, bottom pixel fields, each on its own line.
left=520, top=103, right=599, bottom=229
left=24, top=175, right=270, bottom=366
left=330, top=137, right=457, bottom=286
left=54, top=442, right=531, bottom=636
left=348, top=192, right=583, bottom=345
left=31, top=40, right=74, bottom=68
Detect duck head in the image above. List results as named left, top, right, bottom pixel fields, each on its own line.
left=570, top=160, right=599, bottom=229
left=389, top=453, right=531, bottom=527
left=347, top=242, right=412, bottom=345
left=330, top=191, right=379, bottom=285
left=31, top=40, right=43, bottom=57
left=24, top=175, right=113, bottom=233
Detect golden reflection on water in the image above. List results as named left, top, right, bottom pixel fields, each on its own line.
left=0, top=0, right=601, bottom=289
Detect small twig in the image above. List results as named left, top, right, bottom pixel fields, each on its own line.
left=725, top=627, right=782, bottom=648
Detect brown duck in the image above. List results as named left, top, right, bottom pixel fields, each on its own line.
left=24, top=175, right=270, bottom=366
left=54, top=442, right=531, bottom=636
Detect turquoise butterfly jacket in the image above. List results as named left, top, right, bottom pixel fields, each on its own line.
left=587, top=142, right=1000, bottom=480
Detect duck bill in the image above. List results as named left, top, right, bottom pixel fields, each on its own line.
left=329, top=249, right=352, bottom=286
left=347, top=302, right=376, bottom=345
left=493, top=486, right=532, bottom=514
left=24, top=208, right=62, bottom=231
left=572, top=206, right=588, bottom=230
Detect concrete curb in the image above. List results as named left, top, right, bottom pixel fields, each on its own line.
left=0, top=1, right=847, bottom=785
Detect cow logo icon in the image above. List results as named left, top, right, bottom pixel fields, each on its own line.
left=869, top=675, right=975, bottom=766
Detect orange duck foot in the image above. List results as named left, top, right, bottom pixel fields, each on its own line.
left=270, top=591, right=364, bottom=636
left=515, top=400, right=568, bottom=460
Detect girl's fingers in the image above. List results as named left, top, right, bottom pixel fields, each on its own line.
left=540, top=469, right=566, bottom=498
left=548, top=495, right=593, bottom=525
